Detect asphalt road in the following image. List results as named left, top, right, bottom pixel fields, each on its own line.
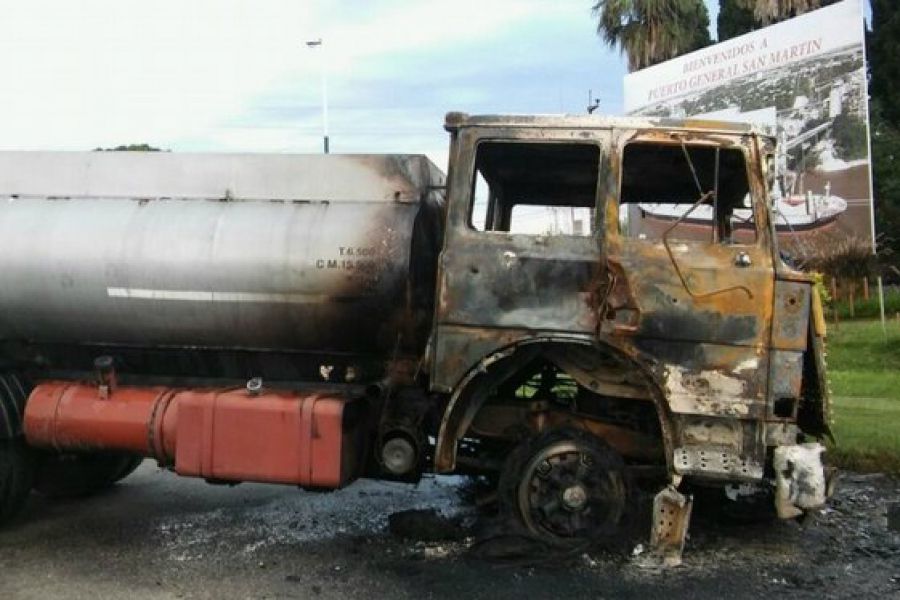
left=0, top=462, right=898, bottom=599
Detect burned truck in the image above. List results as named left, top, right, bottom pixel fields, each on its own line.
left=0, top=113, right=831, bottom=560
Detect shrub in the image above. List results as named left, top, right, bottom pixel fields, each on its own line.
left=832, top=286, right=900, bottom=320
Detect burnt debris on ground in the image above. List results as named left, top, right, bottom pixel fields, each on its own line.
left=2, top=467, right=899, bottom=599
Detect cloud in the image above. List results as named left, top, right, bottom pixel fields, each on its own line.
left=0, top=0, right=322, bottom=149
left=0, top=0, right=626, bottom=166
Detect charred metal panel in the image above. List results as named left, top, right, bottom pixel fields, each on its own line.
left=444, top=112, right=760, bottom=137
left=662, top=357, right=763, bottom=419
left=431, top=126, right=612, bottom=393
left=765, top=422, right=800, bottom=446
left=600, top=128, right=775, bottom=429
left=673, top=416, right=765, bottom=480
left=438, top=238, right=600, bottom=332
left=543, top=344, right=652, bottom=400
left=430, top=325, right=546, bottom=393
left=607, top=237, right=774, bottom=348
left=768, top=349, right=803, bottom=419
left=674, top=446, right=763, bottom=480
left=646, top=485, right=693, bottom=567
left=678, top=415, right=743, bottom=448
left=771, top=280, right=811, bottom=350
left=767, top=282, right=809, bottom=422
left=628, top=340, right=768, bottom=419
left=798, top=325, right=833, bottom=439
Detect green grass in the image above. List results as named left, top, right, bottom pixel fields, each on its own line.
left=824, top=319, right=900, bottom=473
left=831, top=287, right=900, bottom=320
left=829, top=397, right=900, bottom=473
left=831, top=371, right=900, bottom=400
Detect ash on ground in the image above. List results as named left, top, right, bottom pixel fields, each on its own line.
left=2, top=465, right=898, bottom=599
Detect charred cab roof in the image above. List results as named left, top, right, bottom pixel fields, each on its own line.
left=444, top=111, right=773, bottom=139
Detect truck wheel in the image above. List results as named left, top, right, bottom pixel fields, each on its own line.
left=112, top=455, right=145, bottom=482
left=0, top=373, right=34, bottom=525
left=0, top=440, right=34, bottom=524
left=498, top=428, right=627, bottom=544
left=33, top=451, right=143, bottom=498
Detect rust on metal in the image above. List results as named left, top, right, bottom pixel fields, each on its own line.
left=645, top=484, right=694, bottom=568
left=1, top=112, right=833, bottom=555
left=428, top=112, right=829, bottom=551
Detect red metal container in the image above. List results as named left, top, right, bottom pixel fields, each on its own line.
left=24, top=382, right=363, bottom=489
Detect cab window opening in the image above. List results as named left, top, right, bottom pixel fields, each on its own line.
left=469, top=142, right=600, bottom=236
left=618, top=142, right=757, bottom=245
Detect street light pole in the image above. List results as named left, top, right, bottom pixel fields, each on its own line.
left=305, top=38, right=329, bottom=154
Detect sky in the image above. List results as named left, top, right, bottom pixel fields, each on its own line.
left=0, top=0, right=625, bottom=169
left=0, top=1, right=869, bottom=170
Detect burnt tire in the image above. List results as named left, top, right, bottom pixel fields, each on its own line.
left=33, top=451, right=143, bottom=498
left=0, top=439, right=34, bottom=525
left=0, top=373, right=34, bottom=525
left=112, top=455, right=144, bottom=483
left=498, top=428, right=627, bottom=545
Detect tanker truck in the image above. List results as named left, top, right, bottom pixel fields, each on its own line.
left=0, top=113, right=832, bottom=563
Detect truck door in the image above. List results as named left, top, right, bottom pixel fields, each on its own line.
left=430, top=127, right=610, bottom=393
left=606, top=132, right=775, bottom=478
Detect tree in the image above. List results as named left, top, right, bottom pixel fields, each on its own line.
left=868, top=2, right=900, bottom=269
left=717, top=0, right=757, bottom=42
left=592, top=0, right=711, bottom=72
left=93, top=144, right=164, bottom=152
left=740, top=0, right=824, bottom=25
left=717, top=0, right=841, bottom=41
left=870, top=112, right=900, bottom=270
left=868, top=0, right=900, bottom=128
left=831, top=113, right=868, bottom=161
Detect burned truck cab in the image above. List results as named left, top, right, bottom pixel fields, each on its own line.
left=431, top=113, right=831, bottom=560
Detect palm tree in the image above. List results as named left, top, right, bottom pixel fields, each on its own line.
left=592, top=0, right=711, bottom=72
left=738, top=0, right=824, bottom=25
left=719, top=0, right=838, bottom=41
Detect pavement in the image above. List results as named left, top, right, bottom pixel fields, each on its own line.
left=1, top=462, right=898, bottom=599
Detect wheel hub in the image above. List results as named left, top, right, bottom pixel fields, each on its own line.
left=561, top=483, right=588, bottom=511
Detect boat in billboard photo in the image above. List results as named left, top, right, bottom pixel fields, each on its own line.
left=637, top=184, right=848, bottom=233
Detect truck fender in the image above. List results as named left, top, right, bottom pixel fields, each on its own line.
left=433, top=339, right=676, bottom=473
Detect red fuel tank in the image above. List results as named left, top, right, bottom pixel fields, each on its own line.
left=23, top=382, right=364, bottom=489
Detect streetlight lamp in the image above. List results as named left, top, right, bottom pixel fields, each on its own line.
left=305, top=38, right=329, bottom=154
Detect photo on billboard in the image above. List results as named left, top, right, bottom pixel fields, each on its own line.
left=623, top=0, right=873, bottom=261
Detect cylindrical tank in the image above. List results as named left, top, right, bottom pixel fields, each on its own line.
left=24, top=380, right=362, bottom=488
left=0, top=152, right=445, bottom=360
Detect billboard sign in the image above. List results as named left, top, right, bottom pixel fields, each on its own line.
left=624, top=0, right=873, bottom=254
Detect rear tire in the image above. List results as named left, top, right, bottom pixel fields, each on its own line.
left=0, top=373, right=34, bottom=525
left=0, top=439, right=34, bottom=525
left=112, top=455, right=144, bottom=483
left=33, top=451, right=144, bottom=498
